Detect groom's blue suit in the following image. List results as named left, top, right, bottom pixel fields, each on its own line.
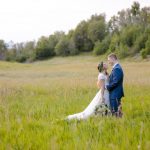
left=106, top=64, right=124, bottom=112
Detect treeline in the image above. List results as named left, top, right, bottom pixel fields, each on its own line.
left=0, top=1, right=150, bottom=62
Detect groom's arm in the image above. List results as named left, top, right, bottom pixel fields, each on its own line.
left=106, top=68, right=122, bottom=91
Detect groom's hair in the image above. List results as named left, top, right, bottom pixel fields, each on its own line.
left=108, top=53, right=118, bottom=60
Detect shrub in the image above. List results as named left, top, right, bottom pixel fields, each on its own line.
left=93, top=36, right=110, bottom=55
left=55, top=37, right=78, bottom=56
left=140, top=48, right=147, bottom=59
left=35, top=36, right=55, bottom=59
left=117, top=44, right=129, bottom=58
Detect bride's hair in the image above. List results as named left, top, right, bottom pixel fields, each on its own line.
left=97, top=61, right=104, bottom=72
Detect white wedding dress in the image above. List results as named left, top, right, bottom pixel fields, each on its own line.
left=67, top=73, right=110, bottom=120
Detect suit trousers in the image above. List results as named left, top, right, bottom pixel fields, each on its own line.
left=110, top=98, right=121, bottom=113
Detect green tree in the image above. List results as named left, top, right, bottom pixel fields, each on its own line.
left=22, top=41, right=36, bottom=62
left=140, top=7, right=150, bottom=26
left=108, top=16, right=119, bottom=33
left=131, top=1, right=140, bottom=16
left=55, top=37, right=78, bottom=56
left=140, top=35, right=150, bottom=59
left=109, top=33, right=120, bottom=52
left=14, top=43, right=26, bottom=62
left=35, top=36, right=55, bottom=59
left=117, top=9, right=132, bottom=28
left=132, top=34, right=147, bottom=54
left=0, top=40, right=7, bottom=60
left=49, top=31, right=65, bottom=55
left=140, top=48, right=147, bottom=59
left=117, top=43, right=129, bottom=58
left=93, top=35, right=111, bottom=55
left=145, top=36, right=150, bottom=55
left=88, top=15, right=106, bottom=43
left=68, top=38, right=79, bottom=55
left=5, top=48, right=17, bottom=61
left=131, top=1, right=140, bottom=24
left=120, top=25, right=142, bottom=47
left=73, top=21, right=93, bottom=52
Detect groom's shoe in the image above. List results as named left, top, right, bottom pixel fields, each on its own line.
left=118, top=111, right=123, bottom=118
left=111, top=110, right=123, bottom=118
left=118, top=105, right=123, bottom=118
left=111, top=110, right=116, bottom=117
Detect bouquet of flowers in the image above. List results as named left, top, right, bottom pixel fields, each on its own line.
left=94, top=103, right=111, bottom=116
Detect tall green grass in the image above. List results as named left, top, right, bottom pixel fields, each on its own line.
left=0, top=55, right=150, bottom=149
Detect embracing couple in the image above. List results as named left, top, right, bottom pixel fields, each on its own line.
left=67, top=53, right=124, bottom=120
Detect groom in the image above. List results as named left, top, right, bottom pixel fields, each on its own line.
left=106, top=53, right=124, bottom=117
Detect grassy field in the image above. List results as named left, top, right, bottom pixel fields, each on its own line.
left=0, top=55, right=150, bottom=150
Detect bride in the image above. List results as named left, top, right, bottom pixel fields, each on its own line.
left=67, top=61, right=110, bottom=120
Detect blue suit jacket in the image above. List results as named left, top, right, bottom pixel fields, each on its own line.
left=107, top=64, right=124, bottom=100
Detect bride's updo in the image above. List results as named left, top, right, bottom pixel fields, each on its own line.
left=97, top=61, right=104, bottom=72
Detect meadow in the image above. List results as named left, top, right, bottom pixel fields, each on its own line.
left=0, top=55, right=150, bottom=150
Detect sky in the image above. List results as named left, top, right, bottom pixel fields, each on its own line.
left=0, top=0, right=149, bottom=43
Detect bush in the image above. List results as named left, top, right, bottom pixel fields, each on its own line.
left=120, top=25, right=142, bottom=47
left=68, top=39, right=79, bottom=55
left=73, top=21, right=93, bottom=52
left=15, top=55, right=27, bottom=62
left=109, top=34, right=120, bottom=52
left=88, top=19, right=106, bottom=43
left=117, top=44, right=129, bottom=58
left=145, top=36, right=150, bottom=55
left=55, top=37, right=78, bottom=56
left=93, top=41, right=105, bottom=55
left=132, top=34, right=147, bottom=54
left=140, top=48, right=147, bottom=59
left=93, top=36, right=110, bottom=55
left=35, top=36, right=55, bottom=59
